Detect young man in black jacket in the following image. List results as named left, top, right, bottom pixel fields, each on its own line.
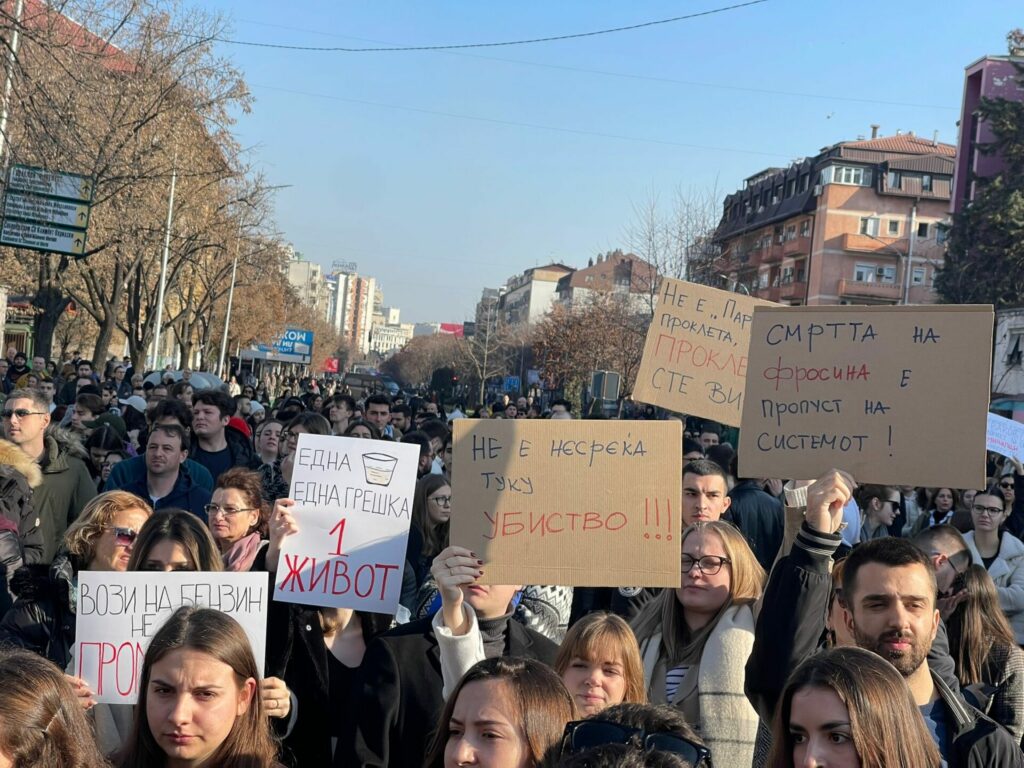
left=746, top=470, right=1023, bottom=767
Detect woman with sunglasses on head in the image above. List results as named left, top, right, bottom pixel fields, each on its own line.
left=0, top=490, right=151, bottom=668
left=767, top=646, right=941, bottom=768
left=963, top=485, right=1024, bottom=645
left=946, top=564, right=1024, bottom=741
left=116, top=606, right=281, bottom=768
left=425, top=656, right=577, bottom=768
left=208, top=468, right=269, bottom=572
left=631, top=520, right=764, bottom=768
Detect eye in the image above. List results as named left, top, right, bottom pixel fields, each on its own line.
left=604, top=666, right=622, bottom=676
left=789, top=731, right=807, bottom=744
left=829, top=731, right=852, bottom=744
left=447, top=725, right=463, bottom=739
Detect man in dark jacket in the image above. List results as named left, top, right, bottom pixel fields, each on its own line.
left=118, top=424, right=210, bottom=521
left=338, top=581, right=558, bottom=767
left=746, top=470, right=1024, bottom=767
left=724, top=454, right=784, bottom=572
left=190, top=390, right=257, bottom=482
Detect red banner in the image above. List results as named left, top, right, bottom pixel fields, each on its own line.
left=323, top=358, right=339, bottom=373
left=439, top=323, right=465, bottom=338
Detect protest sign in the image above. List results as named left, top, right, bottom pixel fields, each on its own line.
left=273, top=434, right=419, bottom=614
left=451, top=420, right=682, bottom=587
left=633, top=278, right=773, bottom=427
left=74, top=571, right=267, bottom=705
left=987, top=412, right=1024, bottom=463
left=738, top=305, right=993, bottom=488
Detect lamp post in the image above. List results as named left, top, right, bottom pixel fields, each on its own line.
left=149, top=156, right=177, bottom=370
left=217, top=239, right=239, bottom=378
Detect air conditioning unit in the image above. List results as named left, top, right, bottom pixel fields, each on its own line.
left=813, top=184, right=823, bottom=196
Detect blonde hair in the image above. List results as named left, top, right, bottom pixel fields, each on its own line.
left=63, top=491, right=152, bottom=563
left=554, top=611, right=647, bottom=705
left=632, top=521, right=764, bottom=665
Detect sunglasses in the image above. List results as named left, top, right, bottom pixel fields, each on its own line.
left=560, top=720, right=710, bottom=767
left=1000, top=482, right=1014, bottom=489
left=106, top=526, right=138, bottom=546
left=1, top=408, right=46, bottom=419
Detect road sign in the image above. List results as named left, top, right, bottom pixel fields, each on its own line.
left=0, top=219, right=85, bottom=256
left=7, top=165, right=93, bottom=203
left=4, top=192, right=90, bottom=230
left=504, top=375, right=521, bottom=393
left=274, top=328, right=313, bottom=356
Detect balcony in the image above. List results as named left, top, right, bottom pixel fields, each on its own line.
left=755, top=285, right=780, bottom=302
left=779, top=280, right=806, bottom=301
left=840, top=233, right=908, bottom=255
left=783, top=235, right=811, bottom=256
left=761, top=242, right=785, bottom=264
left=838, top=278, right=902, bottom=302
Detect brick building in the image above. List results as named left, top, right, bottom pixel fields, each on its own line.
left=713, top=131, right=955, bottom=306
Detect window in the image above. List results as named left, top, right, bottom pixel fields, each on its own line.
left=786, top=179, right=796, bottom=197
left=912, top=267, right=926, bottom=285
left=784, top=224, right=797, bottom=241
left=922, top=174, right=933, bottom=192
left=798, top=173, right=810, bottom=193
left=758, top=271, right=770, bottom=289
left=936, top=227, right=948, bottom=245
left=835, top=166, right=871, bottom=186
left=877, top=265, right=897, bottom=284
left=859, top=217, right=880, bottom=236
left=819, top=167, right=834, bottom=186
left=800, top=219, right=811, bottom=237
left=854, top=263, right=875, bottom=282
left=917, top=222, right=929, bottom=238
left=888, top=220, right=900, bottom=235
left=887, top=171, right=902, bottom=189
left=781, top=266, right=794, bottom=283
left=796, top=265, right=806, bottom=282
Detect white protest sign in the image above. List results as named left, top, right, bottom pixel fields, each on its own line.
left=74, top=571, right=267, bottom=705
left=987, top=412, right=1024, bottom=462
left=273, top=434, right=419, bottom=614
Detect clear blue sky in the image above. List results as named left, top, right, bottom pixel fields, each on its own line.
left=207, top=1, right=1020, bottom=324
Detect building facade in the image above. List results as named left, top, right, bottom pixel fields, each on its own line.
left=326, top=269, right=376, bottom=355
left=953, top=53, right=1024, bottom=213
left=497, top=264, right=574, bottom=328
left=714, top=132, right=954, bottom=306
left=286, top=252, right=326, bottom=315
left=555, top=251, right=656, bottom=313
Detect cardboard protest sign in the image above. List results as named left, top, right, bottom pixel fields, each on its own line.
left=987, top=412, right=1024, bottom=463
left=273, top=434, right=419, bottom=614
left=451, top=420, right=682, bottom=587
left=74, top=571, right=267, bottom=705
left=633, top=278, right=773, bottom=427
left=738, top=305, right=992, bottom=488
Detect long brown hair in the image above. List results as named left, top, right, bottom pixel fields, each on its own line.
left=117, top=607, right=278, bottom=768
left=126, top=510, right=224, bottom=572
left=632, top=521, right=764, bottom=665
left=554, top=612, right=647, bottom=706
left=947, top=564, right=1019, bottom=685
left=425, top=657, right=577, bottom=768
left=215, top=467, right=270, bottom=538
left=412, top=473, right=451, bottom=557
left=0, top=647, right=110, bottom=768
left=768, top=647, right=941, bottom=768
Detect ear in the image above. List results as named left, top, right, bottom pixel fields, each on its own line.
left=842, top=601, right=856, bottom=637
left=237, top=677, right=257, bottom=716
left=720, top=495, right=732, bottom=513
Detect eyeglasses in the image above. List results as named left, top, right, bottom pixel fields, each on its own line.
left=973, top=504, right=1005, bottom=517
left=560, top=720, right=710, bottom=767
left=1000, top=482, right=1014, bottom=489
left=283, top=431, right=301, bottom=441
left=681, top=555, right=731, bottom=575
left=105, top=526, right=138, bottom=546
left=204, top=504, right=257, bottom=518
left=429, top=495, right=452, bottom=506
left=1, top=409, right=45, bottom=419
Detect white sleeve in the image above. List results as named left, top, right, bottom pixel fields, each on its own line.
left=432, top=606, right=485, bottom=700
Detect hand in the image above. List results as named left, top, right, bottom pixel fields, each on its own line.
left=804, top=469, right=856, bottom=535
left=261, top=676, right=291, bottom=719
left=1011, top=458, right=1023, bottom=476
left=430, top=545, right=483, bottom=636
left=764, top=478, right=784, bottom=497
left=937, top=589, right=968, bottom=621
left=64, top=674, right=95, bottom=710
left=266, top=498, right=299, bottom=572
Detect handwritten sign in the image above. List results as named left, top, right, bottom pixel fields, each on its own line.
left=633, top=279, right=773, bottom=426
left=988, top=412, right=1024, bottom=463
left=273, top=434, right=419, bottom=614
left=74, top=571, right=267, bottom=705
left=738, top=305, right=993, bottom=488
left=451, top=420, right=682, bottom=586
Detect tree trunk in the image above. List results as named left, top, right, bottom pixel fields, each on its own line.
left=31, top=255, right=71, bottom=361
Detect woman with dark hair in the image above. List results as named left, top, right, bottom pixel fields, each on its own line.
left=425, top=657, right=576, bottom=768
left=116, top=607, right=280, bottom=768
left=631, top=521, right=764, bottom=768
left=856, top=484, right=900, bottom=542
left=209, top=467, right=269, bottom=572
left=406, top=474, right=452, bottom=587
left=127, top=509, right=224, bottom=572
left=947, top=564, right=1024, bottom=741
left=342, top=418, right=380, bottom=440
left=85, top=425, right=126, bottom=486
left=912, top=487, right=960, bottom=534
left=0, top=647, right=110, bottom=768
left=963, top=485, right=1024, bottom=644
left=260, top=412, right=331, bottom=501
left=768, top=647, right=941, bottom=768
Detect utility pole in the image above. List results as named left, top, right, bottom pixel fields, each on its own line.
left=902, top=202, right=918, bottom=305
left=217, top=239, right=239, bottom=378
left=149, top=158, right=177, bottom=371
left=0, top=0, right=25, bottom=166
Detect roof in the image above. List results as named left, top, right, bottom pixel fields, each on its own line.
left=23, top=0, right=136, bottom=74
left=557, top=252, right=655, bottom=294
left=841, top=135, right=956, bottom=157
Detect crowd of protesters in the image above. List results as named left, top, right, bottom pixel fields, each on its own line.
left=0, top=348, right=1022, bottom=766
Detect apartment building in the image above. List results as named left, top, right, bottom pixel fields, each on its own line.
left=713, top=131, right=955, bottom=306
left=497, top=264, right=574, bottom=328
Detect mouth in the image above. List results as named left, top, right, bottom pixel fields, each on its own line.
left=164, top=733, right=197, bottom=745
left=881, top=636, right=912, bottom=652
left=466, top=585, right=488, bottom=596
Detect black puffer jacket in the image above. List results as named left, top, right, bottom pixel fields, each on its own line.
left=0, top=551, right=79, bottom=668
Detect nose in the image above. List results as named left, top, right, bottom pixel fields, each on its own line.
left=167, top=694, right=192, bottom=726
left=450, top=735, right=477, bottom=765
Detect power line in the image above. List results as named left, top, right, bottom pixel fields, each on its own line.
left=213, top=1, right=769, bottom=52
left=247, top=81, right=795, bottom=159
